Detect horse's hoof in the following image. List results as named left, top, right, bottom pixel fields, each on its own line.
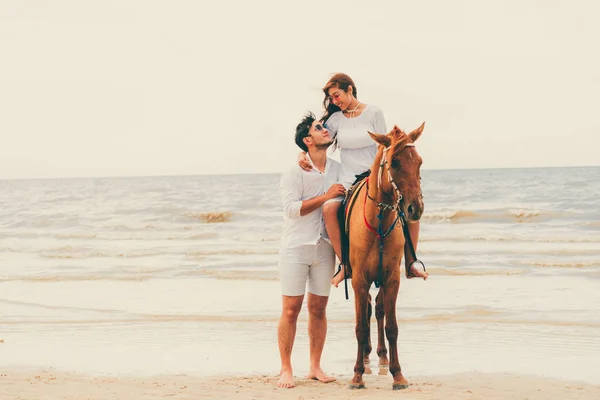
left=349, top=382, right=365, bottom=390
left=393, top=383, right=410, bottom=390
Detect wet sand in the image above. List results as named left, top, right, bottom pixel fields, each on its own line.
left=1, top=368, right=599, bottom=399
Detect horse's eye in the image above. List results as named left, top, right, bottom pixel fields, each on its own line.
left=391, top=160, right=399, bottom=169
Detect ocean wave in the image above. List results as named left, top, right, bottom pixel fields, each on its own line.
left=426, top=267, right=524, bottom=276
left=40, top=246, right=161, bottom=259
left=2, top=214, right=83, bottom=229
left=186, top=249, right=279, bottom=257
left=244, top=235, right=281, bottom=243
left=100, top=224, right=161, bottom=231
left=179, top=269, right=279, bottom=281
left=411, top=314, right=600, bottom=328
left=0, top=275, right=154, bottom=283
left=423, top=209, right=573, bottom=224
left=1, top=267, right=520, bottom=282
left=4, top=312, right=599, bottom=329
left=53, top=231, right=219, bottom=241
left=423, top=210, right=480, bottom=222
left=54, top=233, right=99, bottom=239
left=184, top=212, right=233, bottom=223
left=188, top=266, right=525, bottom=280
left=422, top=235, right=600, bottom=244
left=0, top=231, right=41, bottom=239
left=520, top=261, right=600, bottom=269
left=111, top=205, right=184, bottom=216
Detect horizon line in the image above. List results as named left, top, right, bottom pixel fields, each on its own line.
left=1, top=164, right=598, bottom=182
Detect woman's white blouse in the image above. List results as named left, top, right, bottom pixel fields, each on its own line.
left=325, top=105, right=388, bottom=188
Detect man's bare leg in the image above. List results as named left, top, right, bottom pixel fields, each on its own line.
left=306, top=293, right=336, bottom=383
left=405, top=220, right=428, bottom=280
left=277, top=295, right=304, bottom=388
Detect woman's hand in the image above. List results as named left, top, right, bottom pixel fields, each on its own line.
left=297, top=152, right=312, bottom=171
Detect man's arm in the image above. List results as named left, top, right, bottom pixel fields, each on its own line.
left=280, top=169, right=345, bottom=218
left=299, top=193, right=331, bottom=216
left=280, top=169, right=303, bottom=219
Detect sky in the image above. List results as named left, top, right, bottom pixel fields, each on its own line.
left=1, top=0, right=598, bottom=179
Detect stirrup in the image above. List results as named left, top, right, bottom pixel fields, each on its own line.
left=332, top=264, right=350, bottom=279
left=406, top=259, right=426, bottom=278
left=333, top=264, right=352, bottom=301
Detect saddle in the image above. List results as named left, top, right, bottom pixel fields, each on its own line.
left=337, top=170, right=370, bottom=271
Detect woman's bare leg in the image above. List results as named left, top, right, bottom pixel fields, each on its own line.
left=322, top=201, right=346, bottom=287
left=405, top=221, right=428, bottom=280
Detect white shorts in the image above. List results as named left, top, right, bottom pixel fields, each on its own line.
left=279, top=239, right=336, bottom=297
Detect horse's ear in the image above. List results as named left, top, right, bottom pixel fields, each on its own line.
left=408, top=122, right=425, bottom=142
left=368, top=131, right=391, bottom=148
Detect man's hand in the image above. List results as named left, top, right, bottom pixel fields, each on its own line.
left=298, top=152, right=312, bottom=171
left=325, top=184, right=346, bottom=200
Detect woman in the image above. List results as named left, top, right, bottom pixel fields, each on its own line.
left=298, top=73, right=428, bottom=286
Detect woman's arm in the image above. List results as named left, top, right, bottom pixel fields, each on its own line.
left=372, top=107, right=388, bottom=134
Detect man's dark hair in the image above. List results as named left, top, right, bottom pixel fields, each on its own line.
left=294, top=112, right=315, bottom=152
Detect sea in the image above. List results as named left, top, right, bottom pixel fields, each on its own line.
left=1, top=166, right=599, bottom=383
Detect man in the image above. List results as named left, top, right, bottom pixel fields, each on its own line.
left=277, top=112, right=345, bottom=389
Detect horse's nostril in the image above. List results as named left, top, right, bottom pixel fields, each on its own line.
left=408, top=205, right=414, bottom=215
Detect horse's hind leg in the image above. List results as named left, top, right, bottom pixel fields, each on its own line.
left=375, top=289, right=389, bottom=369
left=384, top=279, right=409, bottom=390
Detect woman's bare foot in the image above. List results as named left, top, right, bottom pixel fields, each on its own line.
left=308, top=367, right=336, bottom=383
left=407, top=261, right=429, bottom=280
left=277, top=369, right=295, bottom=388
left=331, top=265, right=346, bottom=287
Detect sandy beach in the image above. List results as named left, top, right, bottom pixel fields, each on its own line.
left=2, top=275, right=600, bottom=399
left=2, top=368, right=599, bottom=400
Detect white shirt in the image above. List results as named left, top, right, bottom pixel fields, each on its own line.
left=325, top=105, right=387, bottom=188
left=279, top=154, right=341, bottom=250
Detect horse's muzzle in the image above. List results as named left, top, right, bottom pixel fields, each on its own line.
left=406, top=201, right=424, bottom=222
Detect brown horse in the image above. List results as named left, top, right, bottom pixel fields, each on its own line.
left=346, top=123, right=425, bottom=390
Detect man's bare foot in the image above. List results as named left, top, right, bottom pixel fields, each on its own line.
left=308, top=367, right=336, bottom=383
left=277, top=369, right=295, bottom=388
left=407, top=262, right=429, bottom=280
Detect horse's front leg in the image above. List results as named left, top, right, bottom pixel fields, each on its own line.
left=384, top=278, right=409, bottom=390
left=350, top=280, right=370, bottom=389
left=363, top=293, right=372, bottom=369
left=375, top=288, right=389, bottom=370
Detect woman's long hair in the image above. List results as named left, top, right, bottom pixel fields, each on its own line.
left=320, top=73, right=358, bottom=123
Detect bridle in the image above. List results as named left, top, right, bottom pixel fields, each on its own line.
left=362, top=142, right=424, bottom=288
left=375, top=143, right=415, bottom=210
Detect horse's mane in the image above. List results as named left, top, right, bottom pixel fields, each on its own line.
left=385, top=126, right=412, bottom=162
